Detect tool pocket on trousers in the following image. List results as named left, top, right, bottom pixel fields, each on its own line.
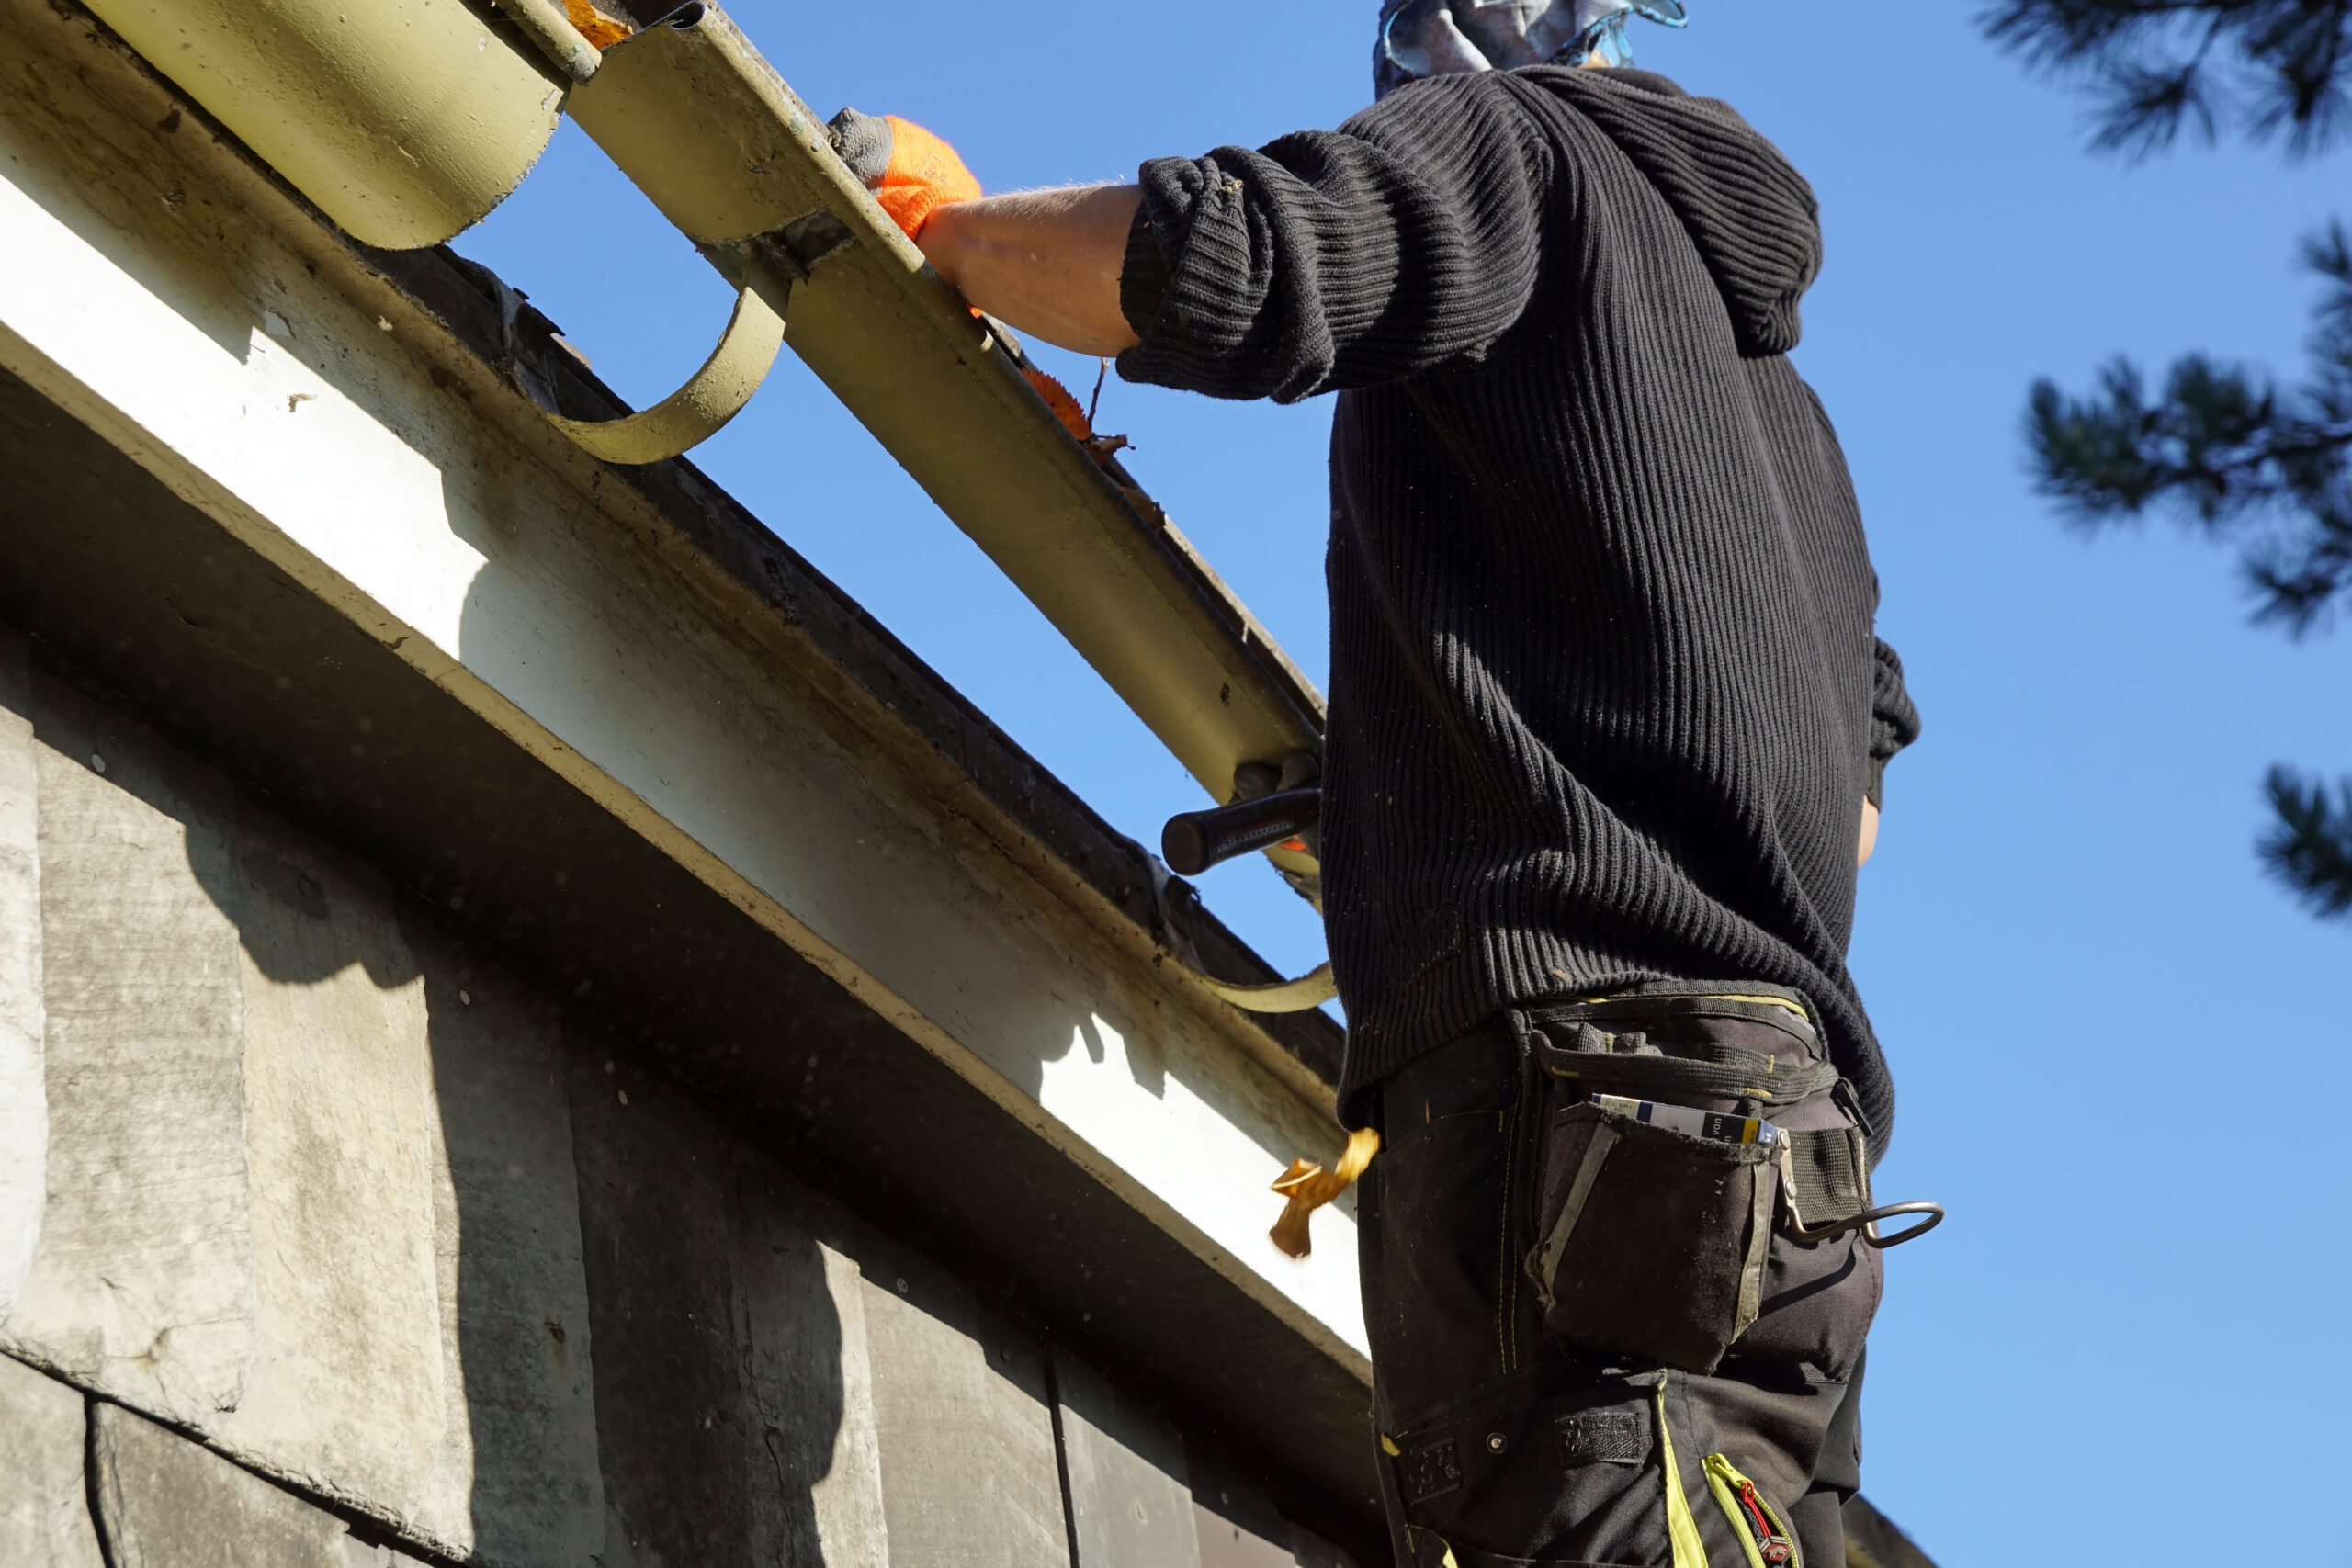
left=1700, top=1452, right=1801, bottom=1568
left=1522, top=1103, right=1777, bottom=1374
left=1387, top=1375, right=1673, bottom=1567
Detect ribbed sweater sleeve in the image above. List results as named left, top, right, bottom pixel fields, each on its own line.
left=1867, top=637, right=1922, bottom=807
left=1110, top=64, right=1910, bottom=1154
left=1116, top=79, right=1555, bottom=402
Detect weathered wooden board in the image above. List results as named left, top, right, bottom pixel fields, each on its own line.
left=1195, top=1506, right=1301, bottom=1568
left=731, top=1168, right=890, bottom=1568
left=91, top=1402, right=349, bottom=1568
left=1184, top=1445, right=1304, bottom=1568
left=0, top=631, right=43, bottom=1318
left=343, top=1546, right=432, bottom=1568
left=1055, top=1349, right=1204, bottom=1568
left=861, top=1264, right=1072, bottom=1568
left=8, top=676, right=609, bottom=1566
left=565, top=1043, right=761, bottom=1568
left=1291, top=1522, right=1366, bottom=1568
left=4, top=676, right=257, bottom=1426
left=0, top=1353, right=105, bottom=1568
left=209, top=807, right=447, bottom=1521
left=406, top=917, right=605, bottom=1568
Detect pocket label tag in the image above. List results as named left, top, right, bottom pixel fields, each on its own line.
left=1398, top=1437, right=1463, bottom=1505
left=1554, top=1407, right=1645, bottom=1468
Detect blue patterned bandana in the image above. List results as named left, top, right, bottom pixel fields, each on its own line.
left=1374, top=0, right=1688, bottom=97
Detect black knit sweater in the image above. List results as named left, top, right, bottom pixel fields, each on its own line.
left=1116, top=66, right=1920, bottom=1150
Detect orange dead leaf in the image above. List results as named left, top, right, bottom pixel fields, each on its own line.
left=564, top=0, right=635, bottom=49
left=1021, top=365, right=1093, bottom=444
left=1269, top=1127, right=1381, bottom=1259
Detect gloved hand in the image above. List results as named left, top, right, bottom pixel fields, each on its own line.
left=826, top=108, right=981, bottom=242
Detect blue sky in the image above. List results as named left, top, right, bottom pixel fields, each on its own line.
left=457, top=5, right=2352, bottom=1562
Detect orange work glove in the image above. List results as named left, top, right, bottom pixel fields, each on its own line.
left=826, top=108, right=981, bottom=242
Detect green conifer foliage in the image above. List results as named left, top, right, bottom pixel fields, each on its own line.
left=1987, top=0, right=2352, bottom=917
left=2025, top=224, right=2352, bottom=635
left=1984, top=0, right=2351, bottom=155
left=2263, top=765, right=2352, bottom=913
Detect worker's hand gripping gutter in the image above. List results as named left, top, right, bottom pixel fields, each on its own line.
left=830, top=108, right=1127, bottom=448
left=826, top=108, right=981, bottom=242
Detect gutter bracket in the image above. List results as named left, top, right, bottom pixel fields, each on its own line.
left=1150, top=858, right=1338, bottom=1015
left=536, top=260, right=790, bottom=465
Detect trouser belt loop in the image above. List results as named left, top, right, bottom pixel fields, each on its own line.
left=1781, top=1124, right=1872, bottom=1225
left=1778, top=1133, right=1947, bottom=1248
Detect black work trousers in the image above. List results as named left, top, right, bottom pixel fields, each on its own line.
left=1359, top=1012, right=1877, bottom=1568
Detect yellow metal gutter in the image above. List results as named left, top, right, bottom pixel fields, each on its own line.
left=79, top=0, right=571, bottom=248
left=74, top=0, right=1328, bottom=891
left=565, top=5, right=1328, bottom=848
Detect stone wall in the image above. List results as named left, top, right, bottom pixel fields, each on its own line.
left=0, top=632, right=1354, bottom=1568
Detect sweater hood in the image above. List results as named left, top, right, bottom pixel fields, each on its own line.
left=1530, top=67, right=1821, bottom=355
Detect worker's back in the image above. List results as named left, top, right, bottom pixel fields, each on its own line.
left=1115, top=64, right=1917, bottom=1144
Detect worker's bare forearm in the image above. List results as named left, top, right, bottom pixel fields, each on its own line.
left=918, top=185, right=1144, bottom=357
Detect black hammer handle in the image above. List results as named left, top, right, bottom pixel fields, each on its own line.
left=1161, top=788, right=1321, bottom=876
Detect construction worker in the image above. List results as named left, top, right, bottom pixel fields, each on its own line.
left=834, top=1, right=1922, bottom=1562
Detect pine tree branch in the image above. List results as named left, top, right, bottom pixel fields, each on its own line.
left=1993, top=6, right=2352, bottom=928
left=2260, top=765, right=2352, bottom=916
left=1981, top=0, right=2352, bottom=155
left=2025, top=225, right=2352, bottom=632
